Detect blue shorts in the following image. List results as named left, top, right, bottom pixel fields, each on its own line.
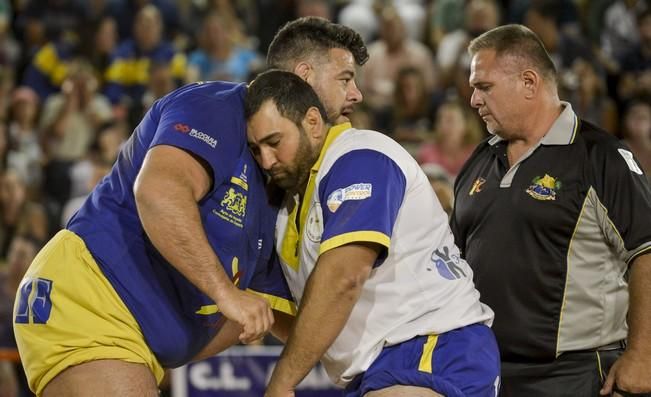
left=345, top=324, right=500, bottom=397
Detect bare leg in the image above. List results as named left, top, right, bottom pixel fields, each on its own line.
left=365, top=385, right=444, bottom=397
left=43, top=360, right=159, bottom=397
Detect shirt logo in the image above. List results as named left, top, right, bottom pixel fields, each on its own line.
left=469, top=177, right=486, bottom=196
left=326, top=183, right=372, bottom=213
left=305, top=203, right=323, bottom=242
left=617, top=149, right=643, bottom=175
left=174, top=123, right=218, bottom=148
left=212, top=188, right=247, bottom=228
left=526, top=174, right=561, bottom=201
left=429, top=246, right=466, bottom=280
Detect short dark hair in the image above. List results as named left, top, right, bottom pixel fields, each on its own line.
left=245, top=70, right=328, bottom=125
left=267, top=16, right=369, bottom=70
left=468, top=24, right=557, bottom=84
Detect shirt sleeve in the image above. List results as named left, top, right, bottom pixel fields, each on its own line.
left=591, top=138, right=651, bottom=263
left=150, top=85, right=246, bottom=190
left=318, top=149, right=406, bottom=255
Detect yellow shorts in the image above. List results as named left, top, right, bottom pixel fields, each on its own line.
left=13, top=230, right=164, bottom=395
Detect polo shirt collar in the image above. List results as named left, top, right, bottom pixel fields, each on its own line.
left=488, top=101, right=579, bottom=147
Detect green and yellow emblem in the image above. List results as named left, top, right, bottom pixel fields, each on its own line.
left=526, top=174, right=561, bottom=201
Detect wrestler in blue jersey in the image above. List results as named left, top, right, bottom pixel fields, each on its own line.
left=68, top=81, right=291, bottom=366
left=13, top=81, right=294, bottom=396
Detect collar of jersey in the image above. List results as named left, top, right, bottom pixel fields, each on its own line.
left=280, top=122, right=352, bottom=272
left=310, top=122, right=352, bottom=173
left=488, top=101, right=578, bottom=147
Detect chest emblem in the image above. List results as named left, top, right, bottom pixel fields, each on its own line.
left=469, top=177, right=486, bottom=196
left=213, top=187, right=247, bottom=228
left=526, top=174, right=561, bottom=201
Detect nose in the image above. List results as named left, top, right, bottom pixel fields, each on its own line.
left=470, top=89, right=482, bottom=109
left=348, top=80, right=363, bottom=104
left=258, top=147, right=277, bottom=171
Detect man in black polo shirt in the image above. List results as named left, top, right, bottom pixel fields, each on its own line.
left=452, top=24, right=651, bottom=396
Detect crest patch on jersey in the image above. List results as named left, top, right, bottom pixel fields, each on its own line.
left=326, top=183, right=373, bottom=212
left=526, top=174, right=561, bottom=201
left=617, top=149, right=643, bottom=175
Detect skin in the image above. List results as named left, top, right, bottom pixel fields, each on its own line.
left=292, top=48, right=363, bottom=125
left=43, top=145, right=275, bottom=396
left=470, top=48, right=651, bottom=396
left=469, top=48, right=561, bottom=165
left=248, top=102, right=444, bottom=397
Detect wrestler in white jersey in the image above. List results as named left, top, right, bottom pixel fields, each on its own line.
left=247, top=71, right=500, bottom=397
left=276, top=122, right=493, bottom=383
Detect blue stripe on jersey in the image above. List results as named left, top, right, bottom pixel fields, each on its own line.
left=318, top=149, right=406, bottom=256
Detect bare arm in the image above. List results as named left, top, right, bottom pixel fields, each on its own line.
left=134, top=145, right=273, bottom=343
left=601, top=253, right=651, bottom=395
left=265, top=243, right=380, bottom=397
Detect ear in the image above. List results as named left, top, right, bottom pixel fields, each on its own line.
left=301, top=106, right=325, bottom=140
left=521, top=69, right=539, bottom=99
left=294, top=62, right=312, bottom=83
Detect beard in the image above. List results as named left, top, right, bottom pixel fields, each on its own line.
left=269, top=127, right=320, bottom=192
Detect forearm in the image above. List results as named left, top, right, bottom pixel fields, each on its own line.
left=192, top=320, right=243, bottom=361
left=270, top=245, right=375, bottom=390
left=626, top=253, right=651, bottom=354
left=270, top=310, right=295, bottom=344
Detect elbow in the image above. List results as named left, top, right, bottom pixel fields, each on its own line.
left=337, top=264, right=372, bottom=296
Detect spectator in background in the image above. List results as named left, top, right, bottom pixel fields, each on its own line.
left=564, top=58, right=618, bottom=134
left=602, top=0, right=648, bottom=61
left=185, top=11, right=262, bottom=84
left=421, top=163, right=455, bottom=216
left=417, top=99, right=482, bottom=179
left=618, top=7, right=651, bottom=107
left=360, top=6, right=437, bottom=116
left=62, top=121, right=127, bottom=226
left=338, top=0, right=427, bottom=42
left=0, top=170, right=27, bottom=256
left=21, top=39, right=76, bottom=101
left=40, top=59, right=112, bottom=164
left=79, top=16, right=118, bottom=90
left=104, top=5, right=186, bottom=113
left=6, top=86, right=41, bottom=192
left=437, top=0, right=501, bottom=90
left=0, top=234, right=41, bottom=397
left=39, top=59, right=112, bottom=222
left=621, top=98, right=651, bottom=182
left=376, top=66, right=439, bottom=155
left=428, top=0, right=465, bottom=52
left=524, top=0, right=597, bottom=79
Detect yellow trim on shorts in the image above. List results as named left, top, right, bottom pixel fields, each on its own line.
left=13, top=230, right=164, bottom=396
left=418, top=335, right=439, bottom=373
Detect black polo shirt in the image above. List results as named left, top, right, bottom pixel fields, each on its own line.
left=451, top=102, right=651, bottom=362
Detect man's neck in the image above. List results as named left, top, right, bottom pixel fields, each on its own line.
left=507, top=98, right=563, bottom=166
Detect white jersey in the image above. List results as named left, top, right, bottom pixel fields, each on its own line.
left=275, top=123, right=494, bottom=386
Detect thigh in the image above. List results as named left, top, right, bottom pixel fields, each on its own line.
left=13, top=231, right=164, bottom=395
left=365, top=385, right=444, bottom=397
left=43, top=360, right=158, bottom=397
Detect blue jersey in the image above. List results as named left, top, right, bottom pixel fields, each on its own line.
left=67, top=81, right=292, bottom=368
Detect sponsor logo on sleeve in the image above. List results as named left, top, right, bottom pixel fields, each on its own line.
left=326, top=183, right=372, bottom=213
left=174, top=123, right=218, bottom=148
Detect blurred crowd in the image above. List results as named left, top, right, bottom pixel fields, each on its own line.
left=0, top=0, right=650, bottom=395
